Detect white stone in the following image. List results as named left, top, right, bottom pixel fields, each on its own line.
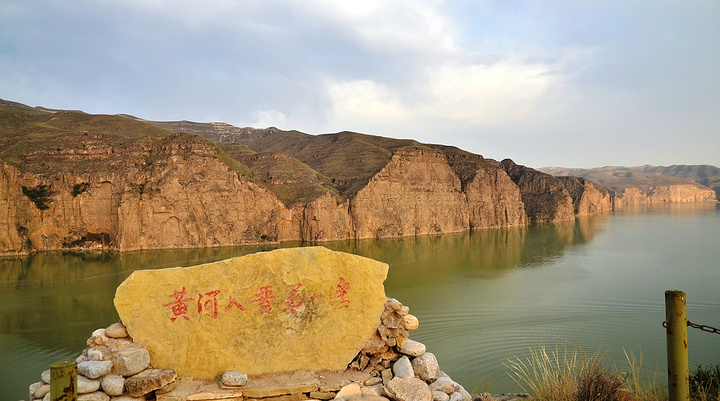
left=384, top=377, right=432, bottom=401
left=112, top=348, right=150, bottom=376
left=78, top=376, right=101, bottom=394
left=105, top=322, right=129, bottom=338
left=402, top=315, right=419, bottom=331
left=392, top=356, right=414, bottom=379
left=448, top=392, right=465, bottom=401
left=87, top=346, right=112, bottom=361
left=43, top=393, right=50, bottom=401
left=336, top=382, right=362, bottom=398
left=433, top=390, right=450, bottom=401
left=78, top=360, right=114, bottom=379
left=34, top=384, right=50, bottom=398
left=29, top=381, right=43, bottom=399
left=110, top=397, right=145, bottom=401
left=429, top=376, right=458, bottom=394
left=397, top=339, right=426, bottom=357
left=456, top=385, right=472, bottom=401
left=41, top=370, right=51, bottom=384
left=411, top=352, right=441, bottom=382
left=365, top=377, right=383, bottom=386
left=91, top=328, right=109, bottom=346
left=78, top=391, right=111, bottom=401
left=102, top=375, right=126, bottom=396
left=221, top=370, right=248, bottom=387
left=362, top=383, right=384, bottom=397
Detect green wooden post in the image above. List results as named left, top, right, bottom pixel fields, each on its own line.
left=665, top=290, right=689, bottom=401
left=50, top=359, right=77, bottom=401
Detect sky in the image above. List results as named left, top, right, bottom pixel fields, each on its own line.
left=1, top=0, right=718, bottom=169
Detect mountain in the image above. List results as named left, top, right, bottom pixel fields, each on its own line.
left=539, top=166, right=718, bottom=206
left=0, top=99, right=610, bottom=255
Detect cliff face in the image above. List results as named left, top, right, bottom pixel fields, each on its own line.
left=0, top=146, right=530, bottom=253
left=464, top=162, right=527, bottom=228
left=0, top=100, right=613, bottom=255
left=556, top=176, right=613, bottom=216
left=499, top=159, right=575, bottom=222
left=350, top=148, right=469, bottom=238
left=0, top=138, right=298, bottom=255
left=613, top=184, right=717, bottom=207
left=538, top=165, right=719, bottom=206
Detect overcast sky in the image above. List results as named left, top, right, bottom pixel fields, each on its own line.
left=2, top=0, right=718, bottom=168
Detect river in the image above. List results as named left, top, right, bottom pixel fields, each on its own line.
left=1, top=203, right=719, bottom=400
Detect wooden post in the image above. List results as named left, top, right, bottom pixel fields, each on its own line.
left=665, top=290, right=689, bottom=401
left=50, top=359, right=77, bottom=401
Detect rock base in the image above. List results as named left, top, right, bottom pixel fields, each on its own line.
left=27, top=298, right=481, bottom=401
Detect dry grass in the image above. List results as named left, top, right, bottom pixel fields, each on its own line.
left=690, top=364, right=720, bottom=401
left=504, top=344, right=667, bottom=401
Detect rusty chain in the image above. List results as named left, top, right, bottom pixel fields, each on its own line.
left=662, top=320, right=720, bottom=335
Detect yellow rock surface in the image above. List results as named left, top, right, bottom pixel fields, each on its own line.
left=114, top=247, right=388, bottom=379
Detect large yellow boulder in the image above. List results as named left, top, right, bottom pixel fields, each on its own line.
left=114, top=247, right=388, bottom=379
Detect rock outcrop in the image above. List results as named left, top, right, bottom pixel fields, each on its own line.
left=499, top=159, right=575, bottom=222
left=350, top=148, right=470, bottom=238
left=538, top=165, right=719, bottom=207
left=556, top=176, right=613, bottom=215
left=114, top=247, right=389, bottom=378
left=0, top=137, right=298, bottom=255
left=612, top=184, right=717, bottom=207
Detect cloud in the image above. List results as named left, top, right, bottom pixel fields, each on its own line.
left=0, top=0, right=718, bottom=167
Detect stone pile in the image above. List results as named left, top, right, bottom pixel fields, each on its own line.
left=28, top=321, right=178, bottom=401
left=27, top=298, right=481, bottom=401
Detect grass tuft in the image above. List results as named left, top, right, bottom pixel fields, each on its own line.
left=690, top=364, right=720, bottom=401
left=504, top=344, right=668, bottom=401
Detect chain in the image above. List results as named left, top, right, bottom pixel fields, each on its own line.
left=662, top=320, right=720, bottom=335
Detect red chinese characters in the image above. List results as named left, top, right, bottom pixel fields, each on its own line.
left=197, top=290, right=221, bottom=319
left=285, top=283, right=305, bottom=313
left=224, top=295, right=247, bottom=312
left=253, top=285, right=277, bottom=314
left=332, top=277, right=350, bottom=309
left=163, top=278, right=351, bottom=321
left=163, top=287, right=195, bottom=322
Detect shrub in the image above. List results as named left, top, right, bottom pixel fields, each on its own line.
left=504, top=344, right=667, bottom=401
left=690, top=364, right=720, bottom=401
left=72, top=182, right=90, bottom=197
left=21, top=184, right=52, bottom=210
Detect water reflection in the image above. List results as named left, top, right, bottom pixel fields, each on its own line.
left=0, top=214, right=610, bottom=401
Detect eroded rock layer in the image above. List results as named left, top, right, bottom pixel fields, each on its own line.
left=0, top=100, right=614, bottom=255
left=612, top=184, right=717, bottom=207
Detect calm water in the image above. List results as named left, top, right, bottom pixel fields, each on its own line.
left=1, top=203, right=719, bottom=400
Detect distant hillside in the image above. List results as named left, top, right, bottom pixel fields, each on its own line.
left=539, top=165, right=719, bottom=204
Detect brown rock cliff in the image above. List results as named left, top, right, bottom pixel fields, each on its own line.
left=0, top=100, right=613, bottom=255
left=613, top=184, right=717, bottom=207
left=556, top=176, right=613, bottom=216
left=500, top=159, right=575, bottom=222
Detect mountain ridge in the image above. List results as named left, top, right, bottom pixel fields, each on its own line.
left=1, top=98, right=710, bottom=255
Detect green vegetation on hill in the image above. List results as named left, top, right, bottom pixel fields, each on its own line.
left=0, top=99, right=255, bottom=180
left=234, top=129, right=431, bottom=199
left=146, top=120, right=440, bottom=201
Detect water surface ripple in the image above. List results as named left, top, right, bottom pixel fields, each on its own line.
left=1, top=203, right=719, bottom=400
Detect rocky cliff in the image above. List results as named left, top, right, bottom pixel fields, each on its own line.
left=0, top=136, right=298, bottom=255
left=539, top=165, right=719, bottom=206
left=612, top=184, right=717, bottom=207
left=556, top=176, right=613, bottom=215
left=0, top=100, right=607, bottom=255
left=500, top=159, right=575, bottom=222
